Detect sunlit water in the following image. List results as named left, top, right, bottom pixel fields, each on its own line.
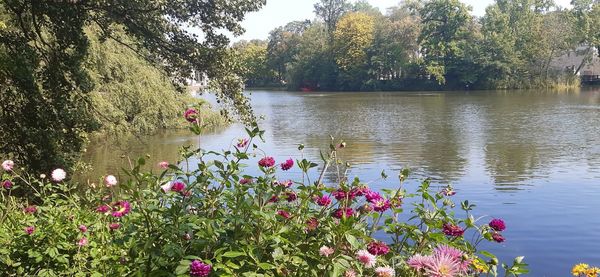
left=82, top=89, right=600, bottom=276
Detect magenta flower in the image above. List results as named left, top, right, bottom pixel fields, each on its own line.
left=79, top=225, right=88, bottom=233
left=23, top=205, right=37, bottom=214
left=109, top=223, right=121, bottom=230
left=492, top=232, right=505, bottom=243
left=111, top=201, right=131, bottom=217
left=367, top=241, right=390, bottom=256
left=171, top=181, right=186, bottom=193
left=285, top=191, right=297, bottom=202
left=332, top=189, right=356, bottom=201
left=258, top=156, right=275, bottom=168
left=274, top=180, right=292, bottom=188
left=375, top=266, right=395, bottom=277
left=96, top=204, right=110, bottom=213
left=407, top=254, right=433, bottom=271
left=268, top=195, right=279, bottom=203
left=158, top=161, right=169, bottom=169
left=319, top=246, right=335, bottom=257
left=104, top=175, right=118, bottom=187
left=280, top=158, right=294, bottom=171
left=236, top=138, right=249, bottom=149
left=314, top=195, right=332, bottom=206
left=373, top=198, right=391, bottom=212
left=24, top=226, right=35, bottom=235
left=441, top=187, right=456, bottom=196
left=442, top=223, right=464, bottom=237
left=277, top=210, right=291, bottom=219
left=78, top=237, right=88, bottom=246
left=332, top=207, right=354, bottom=219
left=356, top=250, right=376, bottom=268
left=489, top=218, right=506, bottom=231
left=352, top=186, right=370, bottom=196
left=184, top=108, right=199, bottom=123
left=190, top=260, right=211, bottom=277
left=51, top=168, right=66, bottom=182
left=365, top=191, right=382, bottom=203
left=2, top=160, right=14, bottom=171
left=2, top=180, right=12, bottom=189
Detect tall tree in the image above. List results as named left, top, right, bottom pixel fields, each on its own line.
left=0, top=0, right=264, bottom=172
left=266, top=20, right=310, bottom=83
left=418, top=0, right=475, bottom=85
left=233, top=39, right=276, bottom=87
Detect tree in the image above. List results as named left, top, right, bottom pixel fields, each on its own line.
left=314, top=0, right=352, bottom=38
left=266, top=20, right=310, bottom=83
left=0, top=0, right=264, bottom=172
left=333, top=12, right=375, bottom=89
left=418, top=0, right=475, bottom=85
left=233, top=40, right=276, bottom=87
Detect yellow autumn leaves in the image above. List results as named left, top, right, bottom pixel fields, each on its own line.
left=572, top=263, right=600, bottom=277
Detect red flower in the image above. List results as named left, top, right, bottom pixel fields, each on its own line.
left=306, top=217, right=319, bottom=231
left=109, top=223, right=121, bottom=230
left=2, top=180, right=12, bottom=189
left=333, top=189, right=357, bottom=201
left=280, top=158, right=294, bottom=171
left=184, top=108, right=199, bottom=123
left=492, top=232, right=505, bottom=243
left=332, top=207, right=354, bottom=219
left=489, top=218, right=506, bottom=231
left=277, top=210, right=291, bottom=219
left=285, top=191, right=297, bottom=202
left=258, top=156, right=275, bottom=168
left=268, top=195, right=279, bottom=203
left=23, top=205, right=37, bottom=214
left=171, top=181, right=186, bottom=193
left=442, top=223, right=464, bottom=237
left=367, top=241, right=390, bottom=256
left=314, top=195, right=332, bottom=206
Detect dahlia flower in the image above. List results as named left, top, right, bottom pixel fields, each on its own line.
left=190, top=260, right=211, bottom=277
left=184, top=108, right=199, bottom=123
left=51, top=168, right=66, bottom=182
left=258, top=156, right=275, bottom=168
left=280, top=158, right=294, bottom=171
left=367, top=241, right=390, bottom=256
left=356, top=250, right=376, bottom=268
left=2, top=160, right=14, bottom=171
left=489, top=218, right=506, bottom=231
left=319, top=246, right=335, bottom=257
left=104, top=175, right=118, bottom=187
left=375, top=266, right=395, bottom=277
left=111, top=201, right=131, bottom=217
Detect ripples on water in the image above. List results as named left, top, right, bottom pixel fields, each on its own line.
left=82, top=89, right=600, bottom=276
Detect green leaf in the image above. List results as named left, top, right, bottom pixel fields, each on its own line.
left=345, top=233, right=361, bottom=249
left=222, top=251, right=246, bottom=258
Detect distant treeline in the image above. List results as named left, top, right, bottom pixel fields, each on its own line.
left=233, top=0, right=600, bottom=91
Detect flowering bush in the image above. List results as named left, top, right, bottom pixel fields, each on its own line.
left=0, top=121, right=529, bottom=276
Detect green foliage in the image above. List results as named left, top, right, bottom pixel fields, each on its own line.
left=0, top=123, right=527, bottom=276
left=233, top=40, right=278, bottom=87
left=0, top=0, right=264, bottom=172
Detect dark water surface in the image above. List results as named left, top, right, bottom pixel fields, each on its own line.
left=82, top=89, right=600, bottom=276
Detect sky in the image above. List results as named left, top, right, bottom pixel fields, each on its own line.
left=231, top=0, right=573, bottom=42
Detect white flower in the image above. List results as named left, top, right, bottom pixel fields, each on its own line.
left=319, top=246, right=335, bottom=257
left=375, top=266, right=395, bottom=277
left=2, top=160, right=14, bottom=171
left=51, top=168, right=67, bottom=182
left=104, top=175, right=118, bottom=187
left=160, top=182, right=173, bottom=193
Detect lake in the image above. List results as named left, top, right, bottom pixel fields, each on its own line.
left=82, top=89, right=600, bottom=276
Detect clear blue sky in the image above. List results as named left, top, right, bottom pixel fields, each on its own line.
left=231, top=0, right=572, bottom=42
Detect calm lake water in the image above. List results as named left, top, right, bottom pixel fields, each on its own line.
left=82, top=89, right=600, bottom=276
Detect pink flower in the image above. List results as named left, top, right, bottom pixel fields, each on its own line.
left=258, top=156, right=275, bottom=168
left=306, top=217, right=319, bottom=231
left=24, top=226, right=35, bottom=235
left=96, top=204, right=110, bottom=213
left=424, top=253, right=461, bottom=277
left=111, top=201, right=131, bottom=217
left=274, top=180, right=292, bottom=188
left=314, top=195, right=332, bottom=206
left=109, top=223, right=121, bottom=230
left=332, top=189, right=356, bottom=201
left=276, top=210, right=291, bottom=219
left=356, top=250, right=376, bottom=268
left=23, top=205, right=37, bottom=214
left=239, top=178, right=252, bottom=185
left=492, top=232, right=505, bottom=243
left=319, top=246, right=335, bottom=257
left=407, top=254, right=433, bottom=271
left=158, top=161, right=169, bottom=169
left=2, top=160, right=14, bottom=171
left=373, top=198, right=391, bottom=212
left=51, top=168, right=66, bottom=182
left=104, top=175, right=117, bottom=187
left=236, top=138, right=249, bottom=149
left=2, top=180, right=12, bottom=189
left=285, top=191, right=297, bottom=202
left=78, top=237, right=88, bottom=246
left=375, top=266, right=395, bottom=277
left=352, top=186, right=370, bottom=196
left=344, top=270, right=357, bottom=277
left=190, top=260, right=211, bottom=277
left=79, top=225, right=88, bottom=233
left=171, top=181, right=186, bottom=193
left=367, top=241, right=390, bottom=256
left=184, top=108, right=199, bottom=123
left=442, top=223, right=464, bottom=237
left=280, top=158, right=294, bottom=171
left=433, top=245, right=464, bottom=261
left=441, top=187, right=456, bottom=196
left=160, top=182, right=174, bottom=193
left=489, top=218, right=506, bottom=231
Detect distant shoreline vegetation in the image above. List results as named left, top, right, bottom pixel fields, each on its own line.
left=234, top=0, right=598, bottom=92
